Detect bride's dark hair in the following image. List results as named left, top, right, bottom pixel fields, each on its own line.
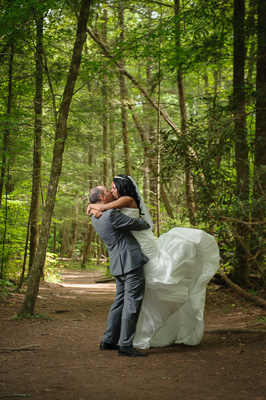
left=113, top=174, right=142, bottom=215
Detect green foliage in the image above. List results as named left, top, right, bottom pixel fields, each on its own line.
left=44, top=253, right=62, bottom=283
left=104, top=267, right=113, bottom=279
left=0, top=196, right=29, bottom=281
left=0, top=279, right=13, bottom=287
left=248, top=288, right=258, bottom=296
left=0, top=278, right=14, bottom=300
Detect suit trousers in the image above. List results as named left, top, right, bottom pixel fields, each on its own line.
left=103, top=267, right=145, bottom=347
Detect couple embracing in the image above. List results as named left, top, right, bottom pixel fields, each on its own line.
left=87, top=175, right=220, bottom=357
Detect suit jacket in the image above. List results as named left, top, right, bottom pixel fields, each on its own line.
left=91, top=209, right=150, bottom=276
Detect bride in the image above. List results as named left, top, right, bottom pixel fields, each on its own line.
left=87, top=174, right=220, bottom=349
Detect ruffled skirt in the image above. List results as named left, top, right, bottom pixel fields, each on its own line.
left=132, top=227, right=220, bottom=349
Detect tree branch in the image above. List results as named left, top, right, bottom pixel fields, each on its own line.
left=87, top=27, right=182, bottom=135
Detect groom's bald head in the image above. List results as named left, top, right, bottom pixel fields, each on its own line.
left=89, top=186, right=113, bottom=204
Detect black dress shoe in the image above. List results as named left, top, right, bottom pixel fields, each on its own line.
left=100, top=341, right=119, bottom=351
left=118, top=346, right=148, bottom=357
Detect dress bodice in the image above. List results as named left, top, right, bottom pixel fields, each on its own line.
left=119, top=207, right=140, bottom=219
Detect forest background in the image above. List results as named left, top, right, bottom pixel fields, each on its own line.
left=0, top=0, right=265, bottom=316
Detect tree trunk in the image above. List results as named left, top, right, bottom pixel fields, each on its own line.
left=143, top=163, right=149, bottom=205
left=246, top=0, right=256, bottom=85
left=143, top=34, right=152, bottom=208
left=232, top=0, right=250, bottom=286
left=254, top=0, right=266, bottom=202
left=101, top=9, right=109, bottom=186
left=60, top=220, right=70, bottom=257
left=118, top=1, right=131, bottom=176
left=82, top=142, right=94, bottom=267
left=0, top=42, right=13, bottom=209
left=0, top=41, right=13, bottom=279
left=102, top=79, right=109, bottom=185
left=81, top=222, right=94, bottom=267
left=68, top=205, right=78, bottom=258
left=185, top=169, right=197, bottom=226
left=251, top=0, right=266, bottom=271
left=28, top=11, right=43, bottom=273
left=107, top=73, right=116, bottom=177
left=175, top=0, right=197, bottom=226
left=19, top=0, right=92, bottom=316
left=127, top=101, right=174, bottom=218
left=53, top=222, right=56, bottom=254
left=156, top=24, right=162, bottom=237
left=110, top=95, right=116, bottom=177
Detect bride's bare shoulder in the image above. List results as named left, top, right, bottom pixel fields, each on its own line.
left=109, top=196, right=137, bottom=209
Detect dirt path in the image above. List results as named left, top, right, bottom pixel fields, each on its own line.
left=0, top=269, right=265, bottom=400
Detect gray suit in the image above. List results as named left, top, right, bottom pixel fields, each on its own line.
left=91, top=209, right=150, bottom=346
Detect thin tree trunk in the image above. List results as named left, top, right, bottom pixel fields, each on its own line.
left=60, top=220, right=70, bottom=257
left=232, top=0, right=250, bottom=286
left=118, top=1, right=131, bottom=176
left=82, top=143, right=94, bottom=266
left=251, top=0, right=266, bottom=272
left=28, top=11, right=43, bottom=273
left=246, top=40, right=256, bottom=85
left=17, top=212, right=31, bottom=290
left=109, top=92, right=116, bottom=177
left=42, top=48, right=57, bottom=127
left=19, top=0, right=92, bottom=316
left=0, top=190, right=8, bottom=279
left=143, top=163, right=149, bottom=205
left=0, top=42, right=13, bottom=209
left=185, top=169, right=197, bottom=226
left=127, top=101, right=174, bottom=218
left=102, top=77, right=109, bottom=184
left=81, top=222, right=94, bottom=267
left=68, top=205, right=78, bottom=258
left=254, top=0, right=266, bottom=203
left=0, top=40, right=13, bottom=278
left=143, top=24, right=152, bottom=208
left=175, top=0, right=197, bottom=226
left=53, top=222, right=56, bottom=254
left=246, top=0, right=256, bottom=85
left=156, top=24, right=162, bottom=237
left=102, top=9, right=109, bottom=186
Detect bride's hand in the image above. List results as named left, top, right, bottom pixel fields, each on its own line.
left=86, top=203, right=106, bottom=216
left=86, top=204, right=103, bottom=219
left=90, top=209, right=102, bottom=219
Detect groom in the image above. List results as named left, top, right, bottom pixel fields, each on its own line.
left=88, top=186, right=150, bottom=357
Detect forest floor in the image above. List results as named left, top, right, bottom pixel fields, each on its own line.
left=0, top=267, right=265, bottom=400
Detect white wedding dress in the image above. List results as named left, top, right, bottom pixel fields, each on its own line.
left=120, top=208, right=220, bottom=349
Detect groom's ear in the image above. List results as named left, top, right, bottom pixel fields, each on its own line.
left=99, top=194, right=105, bottom=202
